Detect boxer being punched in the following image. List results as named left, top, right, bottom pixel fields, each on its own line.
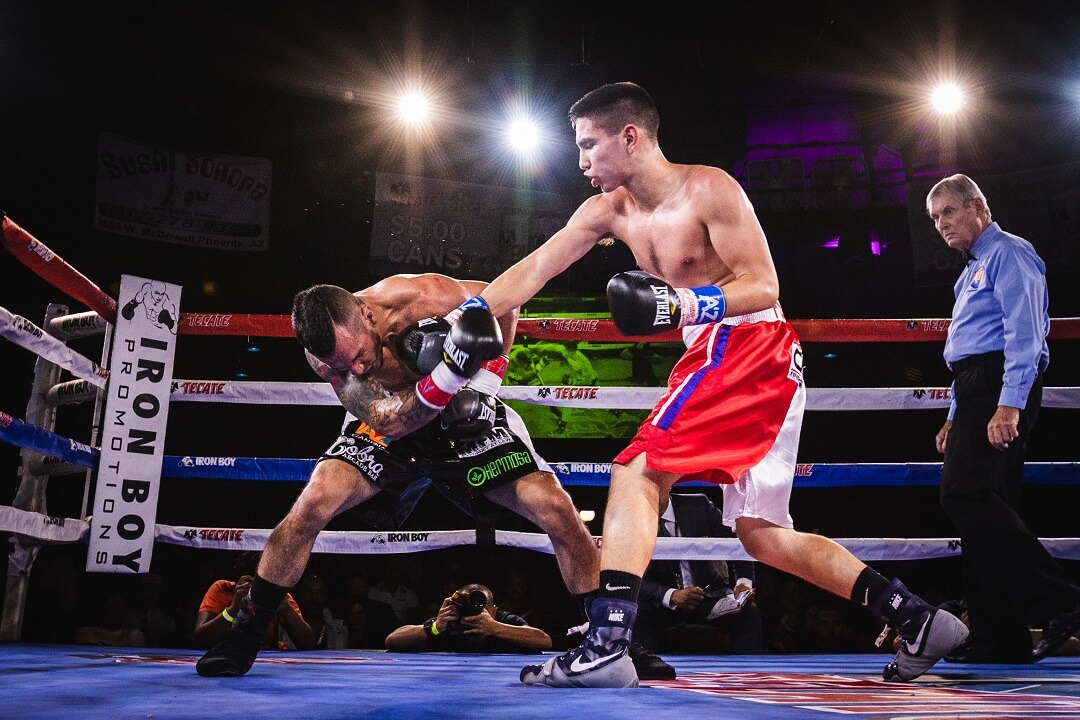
left=197, top=273, right=598, bottom=677
left=474, top=82, right=967, bottom=687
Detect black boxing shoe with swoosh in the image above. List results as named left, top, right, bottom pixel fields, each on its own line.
left=195, top=596, right=273, bottom=677
left=873, top=579, right=969, bottom=682
left=520, top=598, right=639, bottom=688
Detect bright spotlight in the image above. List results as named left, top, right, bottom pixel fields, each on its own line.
left=578, top=509, right=596, bottom=523
left=397, top=91, right=429, bottom=124
left=507, top=118, right=541, bottom=153
left=931, top=83, right=965, bottom=114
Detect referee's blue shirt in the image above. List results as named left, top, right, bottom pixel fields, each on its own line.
left=944, top=222, right=1050, bottom=419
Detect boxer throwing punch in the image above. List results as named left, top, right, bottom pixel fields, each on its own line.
left=197, top=274, right=598, bottom=677
left=471, top=82, right=967, bottom=687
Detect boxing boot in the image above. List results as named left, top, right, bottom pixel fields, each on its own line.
left=195, top=595, right=274, bottom=677
left=874, top=579, right=969, bottom=682
left=520, top=598, right=639, bottom=688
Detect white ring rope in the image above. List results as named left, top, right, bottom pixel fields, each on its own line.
left=168, top=380, right=1080, bottom=411
left=0, top=305, right=108, bottom=388
left=2, top=505, right=1078, bottom=561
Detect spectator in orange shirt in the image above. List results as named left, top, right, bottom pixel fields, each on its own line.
left=193, top=552, right=315, bottom=651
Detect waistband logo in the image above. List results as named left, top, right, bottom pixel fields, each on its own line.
left=466, top=451, right=532, bottom=486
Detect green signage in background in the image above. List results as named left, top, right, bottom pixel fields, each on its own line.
left=504, top=304, right=684, bottom=439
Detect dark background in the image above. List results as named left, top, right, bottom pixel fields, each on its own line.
left=1, top=0, right=1078, bottom=641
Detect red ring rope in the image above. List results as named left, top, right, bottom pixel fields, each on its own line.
left=5, top=213, right=1080, bottom=342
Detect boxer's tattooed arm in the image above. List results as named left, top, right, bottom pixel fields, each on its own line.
left=335, top=374, right=437, bottom=440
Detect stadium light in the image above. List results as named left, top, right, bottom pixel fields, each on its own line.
left=931, top=82, right=965, bottom=114
left=397, top=91, right=430, bottom=125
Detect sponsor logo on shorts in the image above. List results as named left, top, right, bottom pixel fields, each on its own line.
left=350, top=421, right=389, bottom=447
left=466, top=451, right=532, bottom=486
left=456, top=427, right=514, bottom=458
left=42, top=515, right=66, bottom=527
left=788, top=343, right=804, bottom=386
left=326, top=440, right=384, bottom=481
left=794, top=464, right=814, bottom=476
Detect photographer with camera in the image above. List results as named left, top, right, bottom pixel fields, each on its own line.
left=384, top=583, right=551, bottom=653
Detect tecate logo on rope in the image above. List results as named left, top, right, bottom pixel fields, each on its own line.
left=173, top=381, right=226, bottom=395
left=182, top=313, right=231, bottom=327
left=539, top=319, right=600, bottom=332
left=184, top=529, right=245, bottom=542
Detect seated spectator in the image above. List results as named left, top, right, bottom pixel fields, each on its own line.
left=74, top=591, right=146, bottom=647
left=385, top=583, right=550, bottom=653
left=290, top=572, right=348, bottom=650
left=122, top=573, right=177, bottom=647
left=803, top=601, right=874, bottom=654
left=497, top=566, right=547, bottom=634
left=368, top=562, right=420, bottom=625
left=192, top=551, right=315, bottom=651
left=342, top=572, right=400, bottom=647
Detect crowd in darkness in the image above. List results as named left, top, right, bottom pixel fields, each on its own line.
left=3, top=541, right=983, bottom=657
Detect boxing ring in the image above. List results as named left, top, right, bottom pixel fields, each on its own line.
left=2, top=211, right=1079, bottom=719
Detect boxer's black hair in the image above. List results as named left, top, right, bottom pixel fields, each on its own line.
left=292, top=284, right=361, bottom=358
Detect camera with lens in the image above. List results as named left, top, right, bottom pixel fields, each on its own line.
left=449, top=589, right=488, bottom=618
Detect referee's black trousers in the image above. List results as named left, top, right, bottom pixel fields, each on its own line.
left=940, top=351, right=1079, bottom=658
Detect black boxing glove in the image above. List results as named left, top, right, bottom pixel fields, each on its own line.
left=158, top=309, right=175, bottom=329
left=440, top=388, right=497, bottom=441
left=606, top=270, right=726, bottom=336
left=121, top=297, right=138, bottom=321
left=396, top=317, right=451, bottom=375
left=415, top=307, right=503, bottom=410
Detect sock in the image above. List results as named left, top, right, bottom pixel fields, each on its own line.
left=851, top=567, right=890, bottom=608
left=598, top=570, right=641, bottom=603
left=249, top=573, right=290, bottom=612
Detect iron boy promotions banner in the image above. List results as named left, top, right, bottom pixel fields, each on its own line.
left=88, top=275, right=181, bottom=574
left=94, top=132, right=272, bottom=251
left=369, top=172, right=573, bottom=280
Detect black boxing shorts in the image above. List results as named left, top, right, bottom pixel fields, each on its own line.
left=316, top=398, right=553, bottom=517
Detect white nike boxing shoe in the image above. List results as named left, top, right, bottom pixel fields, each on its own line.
left=872, top=579, right=969, bottom=682
left=520, top=597, right=639, bottom=688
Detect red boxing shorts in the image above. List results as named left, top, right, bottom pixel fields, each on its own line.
left=615, top=311, right=804, bottom=486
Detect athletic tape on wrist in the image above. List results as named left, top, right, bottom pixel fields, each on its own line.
left=444, top=296, right=490, bottom=326
left=416, top=363, right=468, bottom=409
left=674, top=285, right=726, bottom=327
left=465, top=355, right=508, bottom=396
